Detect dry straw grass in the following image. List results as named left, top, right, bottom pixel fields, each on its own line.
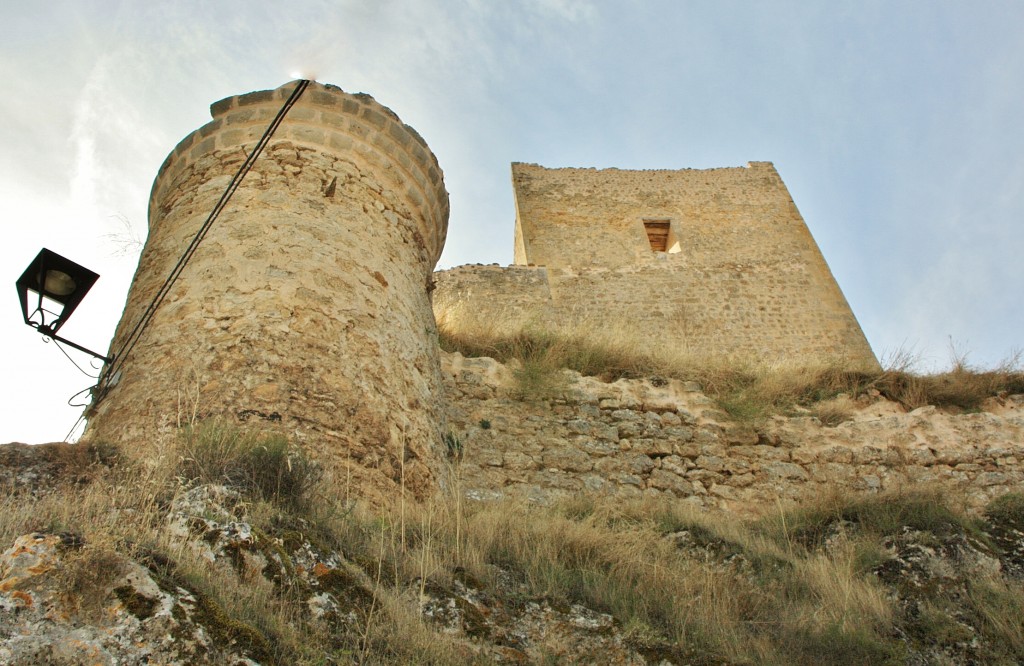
left=437, top=311, right=1024, bottom=422
left=0, top=425, right=474, bottom=665
left=4, top=425, right=1024, bottom=664
left=337, top=486, right=1024, bottom=664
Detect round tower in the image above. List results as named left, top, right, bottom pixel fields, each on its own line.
left=85, top=81, right=450, bottom=501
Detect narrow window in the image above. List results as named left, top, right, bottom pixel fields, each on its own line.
left=643, top=219, right=671, bottom=252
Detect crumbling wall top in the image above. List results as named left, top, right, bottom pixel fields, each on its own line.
left=152, top=81, right=449, bottom=266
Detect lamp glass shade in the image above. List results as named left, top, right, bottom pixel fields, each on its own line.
left=44, top=270, right=77, bottom=297
left=16, top=248, right=99, bottom=333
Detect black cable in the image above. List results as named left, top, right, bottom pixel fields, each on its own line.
left=68, top=385, right=95, bottom=408
left=63, top=410, right=88, bottom=442
left=98, top=80, right=310, bottom=396
left=107, top=79, right=310, bottom=379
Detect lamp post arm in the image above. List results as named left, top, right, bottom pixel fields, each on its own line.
left=38, top=327, right=113, bottom=364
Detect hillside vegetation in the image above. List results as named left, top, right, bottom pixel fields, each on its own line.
left=438, top=319, right=1024, bottom=422
left=2, top=420, right=1024, bottom=664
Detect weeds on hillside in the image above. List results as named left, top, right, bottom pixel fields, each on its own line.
left=984, top=492, right=1024, bottom=529
left=438, top=315, right=1024, bottom=421
left=177, top=420, right=321, bottom=512
left=0, top=424, right=470, bottom=665
left=6, top=424, right=1024, bottom=664
left=756, top=486, right=990, bottom=552
left=326, top=486, right=1024, bottom=665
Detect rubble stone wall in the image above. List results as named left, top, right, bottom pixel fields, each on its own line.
left=442, top=352, right=1024, bottom=513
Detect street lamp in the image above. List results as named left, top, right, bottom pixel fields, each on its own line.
left=16, top=248, right=111, bottom=363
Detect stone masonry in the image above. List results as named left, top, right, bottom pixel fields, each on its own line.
left=443, top=352, right=1024, bottom=512
left=435, top=162, right=878, bottom=369
left=85, top=82, right=449, bottom=500
left=80, top=82, right=899, bottom=510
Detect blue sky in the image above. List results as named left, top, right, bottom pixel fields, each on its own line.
left=2, top=0, right=1022, bottom=443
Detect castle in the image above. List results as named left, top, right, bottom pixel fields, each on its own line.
left=84, top=81, right=880, bottom=502
left=9, top=83, right=1024, bottom=666
left=434, top=162, right=877, bottom=370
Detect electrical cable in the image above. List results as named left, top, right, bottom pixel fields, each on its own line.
left=96, top=79, right=310, bottom=398
left=40, top=336, right=98, bottom=442
left=68, top=385, right=95, bottom=408
left=63, top=410, right=88, bottom=443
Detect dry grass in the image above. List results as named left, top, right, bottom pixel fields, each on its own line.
left=177, top=419, right=322, bottom=512
left=437, top=496, right=903, bottom=664
left=438, top=314, right=1024, bottom=421
left=325, top=489, right=934, bottom=663
left=0, top=425, right=466, bottom=666
left=5, top=424, right=1024, bottom=664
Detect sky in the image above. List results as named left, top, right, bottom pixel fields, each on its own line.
left=2, top=0, right=1022, bottom=443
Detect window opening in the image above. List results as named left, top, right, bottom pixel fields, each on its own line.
left=643, top=219, right=672, bottom=252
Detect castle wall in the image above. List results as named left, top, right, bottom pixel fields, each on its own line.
left=86, top=82, right=449, bottom=501
left=432, top=264, right=554, bottom=333
left=443, top=353, right=1024, bottom=513
left=438, top=162, right=877, bottom=368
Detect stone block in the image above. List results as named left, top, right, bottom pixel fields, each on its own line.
left=634, top=438, right=673, bottom=457
left=624, top=453, right=655, bottom=475
left=648, top=469, right=693, bottom=496
left=237, top=90, right=274, bottom=106
left=694, top=455, right=725, bottom=472
left=542, top=447, right=593, bottom=473
left=659, top=455, right=690, bottom=476
left=615, top=474, right=643, bottom=488
left=617, top=422, right=642, bottom=439
left=762, top=462, right=809, bottom=481
left=660, top=412, right=682, bottom=426
left=686, top=469, right=723, bottom=484
left=577, top=439, right=619, bottom=457
left=582, top=475, right=612, bottom=493
left=905, top=447, right=937, bottom=465
left=210, top=96, right=235, bottom=117
left=709, top=484, right=738, bottom=500
left=534, top=470, right=582, bottom=491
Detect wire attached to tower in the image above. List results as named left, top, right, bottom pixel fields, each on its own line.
left=93, top=79, right=311, bottom=405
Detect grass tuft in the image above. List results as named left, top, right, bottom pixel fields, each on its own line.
left=759, top=487, right=986, bottom=553
left=985, top=492, right=1024, bottom=530
left=177, top=420, right=321, bottom=512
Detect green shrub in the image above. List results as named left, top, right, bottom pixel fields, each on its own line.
left=785, top=623, right=900, bottom=666
left=442, top=432, right=463, bottom=460
left=984, top=493, right=1024, bottom=531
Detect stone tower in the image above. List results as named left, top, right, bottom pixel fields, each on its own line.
left=435, top=162, right=877, bottom=369
left=86, top=81, right=449, bottom=500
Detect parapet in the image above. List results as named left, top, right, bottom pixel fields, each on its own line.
left=151, top=81, right=449, bottom=267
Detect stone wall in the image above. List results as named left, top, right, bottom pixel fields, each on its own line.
left=442, top=352, right=1024, bottom=513
left=435, top=162, right=878, bottom=368
left=432, top=264, right=554, bottom=333
left=86, top=82, right=449, bottom=501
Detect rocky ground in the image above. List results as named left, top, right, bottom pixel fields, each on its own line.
left=2, top=392, right=1023, bottom=664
